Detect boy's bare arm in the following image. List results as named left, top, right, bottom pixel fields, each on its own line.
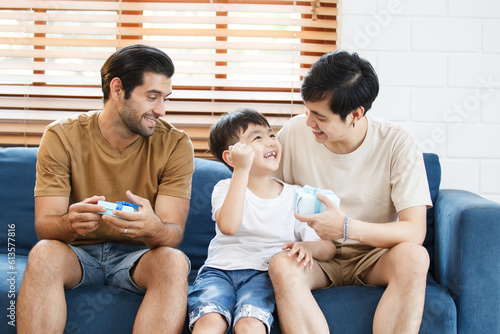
left=215, top=142, right=254, bottom=235
left=215, top=169, right=249, bottom=235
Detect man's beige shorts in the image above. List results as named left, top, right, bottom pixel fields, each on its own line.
left=316, top=244, right=387, bottom=287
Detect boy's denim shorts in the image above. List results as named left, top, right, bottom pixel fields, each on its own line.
left=69, top=242, right=149, bottom=294
left=187, top=267, right=275, bottom=333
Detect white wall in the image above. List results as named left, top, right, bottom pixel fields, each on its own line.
left=339, top=0, right=500, bottom=203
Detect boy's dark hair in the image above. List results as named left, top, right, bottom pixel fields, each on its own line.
left=301, top=49, right=379, bottom=121
left=209, top=108, right=270, bottom=170
left=101, top=44, right=175, bottom=103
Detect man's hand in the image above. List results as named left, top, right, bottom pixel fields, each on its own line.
left=67, top=195, right=106, bottom=237
left=294, top=193, right=346, bottom=241
left=101, top=190, right=164, bottom=239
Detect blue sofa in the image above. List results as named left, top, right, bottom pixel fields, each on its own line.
left=0, top=147, right=499, bottom=333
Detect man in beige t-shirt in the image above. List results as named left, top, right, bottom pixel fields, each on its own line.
left=17, top=45, right=194, bottom=333
left=269, top=50, right=432, bottom=334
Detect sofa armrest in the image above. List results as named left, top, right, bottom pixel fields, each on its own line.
left=434, top=189, right=500, bottom=334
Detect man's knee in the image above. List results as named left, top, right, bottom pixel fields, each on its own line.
left=138, top=246, right=190, bottom=280
left=155, top=246, right=189, bottom=270
left=27, top=240, right=74, bottom=271
left=268, top=251, right=293, bottom=279
left=268, top=251, right=307, bottom=288
left=24, top=239, right=80, bottom=286
left=393, top=242, right=430, bottom=280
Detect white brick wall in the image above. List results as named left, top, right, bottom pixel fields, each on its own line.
left=339, top=0, right=500, bottom=203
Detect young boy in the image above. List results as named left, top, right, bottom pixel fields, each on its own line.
left=187, top=108, right=336, bottom=334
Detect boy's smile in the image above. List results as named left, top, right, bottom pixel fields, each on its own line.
left=264, top=151, right=277, bottom=159
left=239, top=124, right=281, bottom=173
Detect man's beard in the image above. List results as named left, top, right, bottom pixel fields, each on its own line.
left=119, top=100, right=157, bottom=138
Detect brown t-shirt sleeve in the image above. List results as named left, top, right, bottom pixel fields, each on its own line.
left=35, top=125, right=72, bottom=198
left=157, top=132, right=194, bottom=200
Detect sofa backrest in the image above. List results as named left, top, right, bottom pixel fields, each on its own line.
left=0, top=147, right=39, bottom=256
left=178, top=158, right=232, bottom=270
left=422, top=153, right=441, bottom=273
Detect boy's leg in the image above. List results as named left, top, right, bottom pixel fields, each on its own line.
left=17, top=240, right=84, bottom=333
left=129, top=246, right=190, bottom=334
left=363, top=242, right=429, bottom=334
left=187, top=267, right=235, bottom=333
left=233, top=270, right=276, bottom=334
left=192, top=313, right=228, bottom=334
left=268, top=252, right=331, bottom=334
left=234, top=317, right=267, bottom=334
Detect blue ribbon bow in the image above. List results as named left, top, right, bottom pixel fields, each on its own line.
left=116, top=201, right=140, bottom=212
left=301, top=185, right=324, bottom=214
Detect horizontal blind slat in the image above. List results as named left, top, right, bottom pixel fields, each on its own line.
left=3, top=77, right=306, bottom=90
left=0, top=102, right=304, bottom=118
left=0, top=87, right=301, bottom=103
left=1, top=61, right=311, bottom=77
left=0, top=84, right=301, bottom=102
left=1, top=37, right=336, bottom=53
left=0, top=12, right=337, bottom=29
left=3, top=1, right=337, bottom=14
left=1, top=49, right=323, bottom=65
left=0, top=24, right=336, bottom=42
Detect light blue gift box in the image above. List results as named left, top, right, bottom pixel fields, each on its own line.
left=98, top=200, right=139, bottom=219
left=294, top=185, right=341, bottom=215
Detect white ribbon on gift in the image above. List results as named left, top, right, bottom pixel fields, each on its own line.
left=294, top=185, right=340, bottom=215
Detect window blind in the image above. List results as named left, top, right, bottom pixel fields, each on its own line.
left=0, top=0, right=338, bottom=157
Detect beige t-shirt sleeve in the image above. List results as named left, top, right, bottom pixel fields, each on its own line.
left=389, top=130, right=432, bottom=213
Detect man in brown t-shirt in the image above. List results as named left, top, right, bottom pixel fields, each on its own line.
left=17, top=44, right=194, bottom=333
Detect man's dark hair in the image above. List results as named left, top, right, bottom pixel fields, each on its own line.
left=301, top=50, right=379, bottom=121
left=101, top=44, right=175, bottom=103
left=209, top=108, right=270, bottom=171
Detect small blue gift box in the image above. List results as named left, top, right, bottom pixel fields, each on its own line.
left=98, top=200, right=139, bottom=219
left=294, top=185, right=340, bottom=215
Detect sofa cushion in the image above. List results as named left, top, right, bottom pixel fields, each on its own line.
left=64, top=285, right=142, bottom=333
left=274, top=276, right=456, bottom=334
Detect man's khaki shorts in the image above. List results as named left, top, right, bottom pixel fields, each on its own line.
left=316, top=244, right=387, bottom=287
